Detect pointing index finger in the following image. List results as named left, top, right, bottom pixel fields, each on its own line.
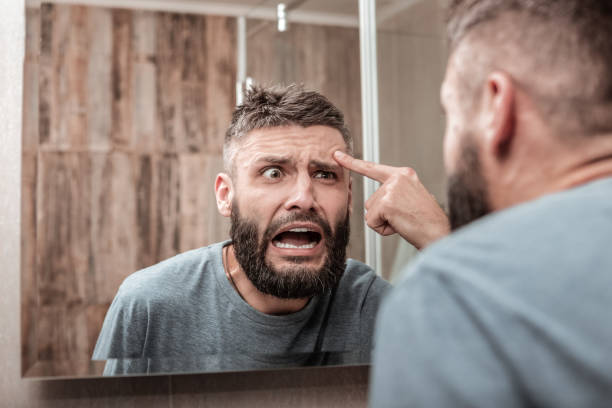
left=333, top=150, right=394, bottom=183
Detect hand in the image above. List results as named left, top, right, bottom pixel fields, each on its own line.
left=334, top=151, right=450, bottom=250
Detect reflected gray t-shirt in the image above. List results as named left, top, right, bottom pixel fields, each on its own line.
left=371, top=177, right=612, bottom=407
left=93, top=240, right=390, bottom=375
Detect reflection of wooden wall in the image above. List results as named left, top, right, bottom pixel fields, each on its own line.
left=247, top=20, right=364, bottom=260
left=21, top=4, right=236, bottom=376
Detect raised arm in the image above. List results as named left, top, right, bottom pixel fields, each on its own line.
left=334, top=151, right=450, bottom=250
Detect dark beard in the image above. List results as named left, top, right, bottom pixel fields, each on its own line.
left=230, top=206, right=350, bottom=299
left=447, top=138, right=492, bottom=230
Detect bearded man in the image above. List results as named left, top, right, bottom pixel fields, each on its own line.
left=93, top=85, right=391, bottom=375
left=333, top=0, right=612, bottom=406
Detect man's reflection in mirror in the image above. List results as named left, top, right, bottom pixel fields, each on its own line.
left=92, top=84, right=391, bottom=375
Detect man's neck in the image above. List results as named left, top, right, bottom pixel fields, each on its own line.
left=222, top=245, right=310, bottom=315
left=492, top=136, right=612, bottom=210
left=556, top=151, right=612, bottom=191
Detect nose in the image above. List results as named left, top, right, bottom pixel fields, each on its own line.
left=284, top=172, right=316, bottom=212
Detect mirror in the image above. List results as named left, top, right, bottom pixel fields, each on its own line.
left=21, top=0, right=448, bottom=379
left=21, top=0, right=372, bottom=378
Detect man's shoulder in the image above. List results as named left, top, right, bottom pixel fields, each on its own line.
left=118, top=241, right=226, bottom=303
left=395, top=178, right=612, bottom=300
left=339, top=258, right=392, bottom=299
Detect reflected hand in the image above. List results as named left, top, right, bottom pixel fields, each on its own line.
left=333, top=151, right=450, bottom=250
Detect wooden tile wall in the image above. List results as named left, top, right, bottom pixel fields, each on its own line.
left=22, top=4, right=236, bottom=377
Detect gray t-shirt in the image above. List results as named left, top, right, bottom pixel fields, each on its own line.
left=93, top=240, right=390, bottom=375
left=370, top=177, right=612, bottom=408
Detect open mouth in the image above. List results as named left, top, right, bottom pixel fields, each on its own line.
left=272, top=227, right=323, bottom=250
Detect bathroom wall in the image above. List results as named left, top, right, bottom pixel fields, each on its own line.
left=377, top=0, right=449, bottom=281
left=21, top=4, right=236, bottom=376
left=3, top=3, right=369, bottom=407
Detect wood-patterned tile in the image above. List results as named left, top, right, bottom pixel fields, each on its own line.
left=153, top=153, right=181, bottom=262
left=20, top=153, right=38, bottom=375
left=37, top=304, right=88, bottom=365
left=156, top=12, right=185, bottom=153
left=132, top=10, right=157, bottom=59
left=38, top=4, right=92, bottom=150
left=180, top=14, right=207, bottom=84
left=245, top=20, right=281, bottom=85
left=87, top=8, right=113, bottom=151
left=131, top=12, right=158, bottom=152
left=36, top=152, right=91, bottom=307
left=204, top=15, right=235, bottom=153
left=34, top=151, right=91, bottom=370
left=111, top=9, right=134, bottom=149
left=89, top=152, right=138, bottom=303
left=23, top=7, right=40, bottom=153
left=178, top=153, right=228, bottom=253
left=135, top=154, right=156, bottom=269
left=181, top=82, right=207, bottom=153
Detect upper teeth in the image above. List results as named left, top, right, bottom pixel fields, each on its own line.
left=289, top=228, right=311, bottom=232
left=274, top=242, right=316, bottom=249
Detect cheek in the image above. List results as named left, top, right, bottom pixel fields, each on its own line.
left=443, top=126, right=459, bottom=174
left=317, top=187, right=350, bottom=219
left=443, top=116, right=468, bottom=175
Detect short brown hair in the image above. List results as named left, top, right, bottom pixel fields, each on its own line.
left=446, top=0, right=612, bottom=137
left=224, top=84, right=352, bottom=173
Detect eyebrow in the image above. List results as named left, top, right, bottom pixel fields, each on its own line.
left=252, top=156, right=342, bottom=173
left=309, top=160, right=342, bottom=173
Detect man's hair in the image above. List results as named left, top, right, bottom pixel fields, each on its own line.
left=446, top=0, right=612, bottom=137
left=224, top=84, right=353, bottom=173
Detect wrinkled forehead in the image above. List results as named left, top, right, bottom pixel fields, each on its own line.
left=234, top=125, right=349, bottom=166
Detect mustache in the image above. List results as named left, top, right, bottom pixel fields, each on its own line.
left=262, top=212, right=333, bottom=243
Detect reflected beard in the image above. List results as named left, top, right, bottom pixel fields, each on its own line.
left=447, top=136, right=492, bottom=231
left=230, top=206, right=350, bottom=299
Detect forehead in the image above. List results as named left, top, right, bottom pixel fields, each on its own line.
left=236, top=125, right=348, bottom=162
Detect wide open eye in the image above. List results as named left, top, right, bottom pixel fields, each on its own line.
left=262, top=167, right=283, bottom=179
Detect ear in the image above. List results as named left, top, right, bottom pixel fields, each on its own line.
left=215, top=173, right=234, bottom=217
left=482, top=71, right=516, bottom=161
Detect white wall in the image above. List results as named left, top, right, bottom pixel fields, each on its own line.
left=377, top=0, right=449, bottom=282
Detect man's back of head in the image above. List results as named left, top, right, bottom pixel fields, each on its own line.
left=370, top=2, right=612, bottom=407
left=439, top=0, right=612, bottom=224
left=446, top=0, right=612, bottom=139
